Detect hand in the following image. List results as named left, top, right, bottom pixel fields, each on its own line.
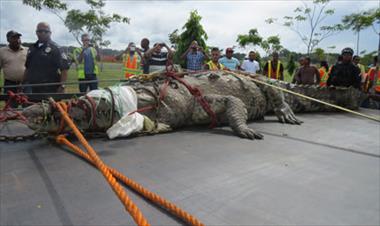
left=274, top=103, right=303, bottom=125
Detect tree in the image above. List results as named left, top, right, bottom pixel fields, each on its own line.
left=237, top=29, right=282, bottom=57
left=171, top=10, right=208, bottom=66
left=342, top=10, right=376, bottom=55
left=266, top=0, right=343, bottom=55
left=261, top=35, right=283, bottom=56
left=314, top=47, right=325, bottom=61
left=236, top=28, right=263, bottom=49
left=23, top=0, right=129, bottom=47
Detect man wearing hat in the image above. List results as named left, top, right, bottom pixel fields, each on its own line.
left=24, top=22, right=69, bottom=93
left=0, top=30, right=28, bottom=100
left=218, top=48, right=241, bottom=70
left=327, top=47, right=361, bottom=89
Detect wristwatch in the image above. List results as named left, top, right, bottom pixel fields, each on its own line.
left=60, top=84, right=65, bottom=88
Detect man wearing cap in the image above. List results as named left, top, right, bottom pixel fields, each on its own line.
left=327, top=47, right=361, bottom=89
left=24, top=22, right=69, bottom=93
left=0, top=30, right=28, bottom=100
left=218, top=48, right=241, bottom=70
left=72, top=33, right=100, bottom=92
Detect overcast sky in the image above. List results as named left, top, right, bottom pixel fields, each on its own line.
left=0, top=0, right=378, bottom=55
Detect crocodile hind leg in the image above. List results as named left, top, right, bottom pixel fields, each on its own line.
left=192, top=94, right=264, bottom=140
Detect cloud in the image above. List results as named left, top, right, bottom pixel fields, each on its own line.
left=0, top=0, right=377, bottom=54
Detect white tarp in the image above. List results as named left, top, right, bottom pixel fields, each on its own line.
left=86, top=86, right=145, bottom=139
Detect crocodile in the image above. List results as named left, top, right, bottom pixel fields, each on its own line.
left=22, top=70, right=361, bottom=140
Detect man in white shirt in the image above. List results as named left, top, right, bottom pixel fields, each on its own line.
left=241, top=51, right=260, bottom=74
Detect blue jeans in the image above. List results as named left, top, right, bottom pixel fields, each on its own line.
left=79, top=74, right=98, bottom=93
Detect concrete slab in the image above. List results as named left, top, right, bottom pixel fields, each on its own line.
left=1, top=109, right=379, bottom=225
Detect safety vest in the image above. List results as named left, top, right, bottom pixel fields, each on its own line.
left=267, top=60, right=282, bottom=80
left=73, top=47, right=99, bottom=79
left=122, top=52, right=142, bottom=78
left=206, top=61, right=225, bottom=70
left=319, top=67, right=328, bottom=87
left=366, top=67, right=380, bottom=93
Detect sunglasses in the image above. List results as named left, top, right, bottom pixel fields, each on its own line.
left=36, top=30, right=50, bottom=33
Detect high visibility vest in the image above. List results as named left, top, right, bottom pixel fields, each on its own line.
left=206, top=61, right=225, bottom=70
left=73, top=47, right=99, bottom=79
left=366, top=67, right=380, bottom=93
left=267, top=60, right=282, bottom=80
left=122, top=53, right=142, bottom=78
left=319, top=67, right=328, bottom=87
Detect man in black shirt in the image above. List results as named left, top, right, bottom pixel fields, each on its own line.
left=24, top=22, right=69, bottom=93
left=327, top=47, right=361, bottom=89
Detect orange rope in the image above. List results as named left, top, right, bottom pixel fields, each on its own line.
left=53, top=101, right=150, bottom=226
left=56, top=135, right=204, bottom=226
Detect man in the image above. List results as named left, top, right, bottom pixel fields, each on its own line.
left=121, top=42, right=143, bottom=78
left=144, top=42, right=173, bottom=73
left=327, top=47, right=361, bottom=89
left=24, top=22, right=69, bottom=93
left=218, top=48, right=240, bottom=70
left=362, top=56, right=380, bottom=108
left=353, top=55, right=367, bottom=89
left=263, top=52, right=284, bottom=80
left=204, top=48, right=225, bottom=70
left=241, top=51, right=260, bottom=74
left=291, top=57, right=305, bottom=84
left=319, top=60, right=329, bottom=87
left=292, top=57, right=320, bottom=85
left=181, top=40, right=208, bottom=71
left=73, top=34, right=100, bottom=92
left=0, top=30, right=28, bottom=100
left=140, top=38, right=150, bottom=74
left=364, top=56, right=379, bottom=93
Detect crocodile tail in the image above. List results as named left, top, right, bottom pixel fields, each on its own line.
left=275, top=81, right=362, bottom=113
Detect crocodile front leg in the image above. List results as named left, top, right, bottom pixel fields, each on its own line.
left=192, top=94, right=263, bottom=140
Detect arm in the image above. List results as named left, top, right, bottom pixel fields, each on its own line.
left=162, top=44, right=173, bottom=60
left=180, top=47, right=191, bottom=60
left=144, top=45, right=159, bottom=59
left=95, top=47, right=101, bottom=61
left=199, top=47, right=209, bottom=61
left=315, top=67, right=321, bottom=84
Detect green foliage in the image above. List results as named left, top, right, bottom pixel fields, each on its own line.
left=237, top=29, right=282, bottom=57
left=22, top=0, right=67, bottom=10
left=266, top=0, right=342, bottom=54
left=286, top=54, right=296, bottom=76
left=261, top=35, right=282, bottom=56
left=314, top=47, right=325, bottom=60
left=342, top=9, right=377, bottom=32
left=236, top=29, right=263, bottom=48
left=64, top=0, right=129, bottom=47
left=23, top=0, right=129, bottom=47
left=172, top=10, right=208, bottom=67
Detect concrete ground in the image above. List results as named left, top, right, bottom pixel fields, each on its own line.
left=1, top=109, right=379, bottom=225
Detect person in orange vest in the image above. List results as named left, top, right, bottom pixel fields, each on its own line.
left=204, top=47, right=226, bottom=70
left=263, top=52, right=284, bottom=80
left=122, top=42, right=143, bottom=78
left=319, top=60, right=329, bottom=87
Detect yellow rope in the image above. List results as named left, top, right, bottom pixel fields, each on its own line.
left=228, top=71, right=380, bottom=123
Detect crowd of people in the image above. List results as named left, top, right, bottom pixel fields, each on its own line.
left=0, top=22, right=379, bottom=108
